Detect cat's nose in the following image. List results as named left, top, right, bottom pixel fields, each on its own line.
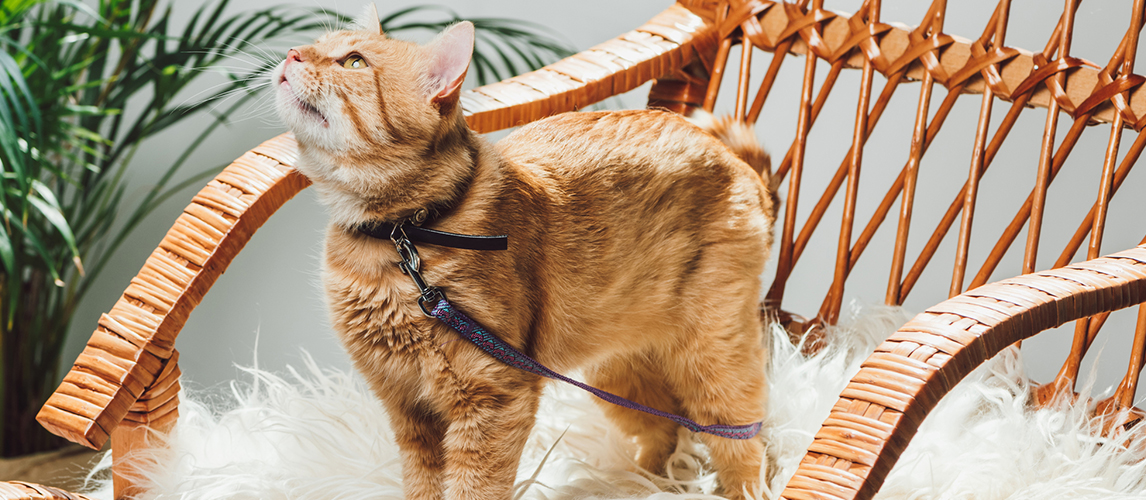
left=287, top=49, right=304, bottom=64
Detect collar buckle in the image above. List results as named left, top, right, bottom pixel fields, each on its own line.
left=390, top=220, right=445, bottom=317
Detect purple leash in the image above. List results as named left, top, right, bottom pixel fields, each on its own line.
left=429, top=297, right=762, bottom=439
left=367, top=219, right=762, bottom=440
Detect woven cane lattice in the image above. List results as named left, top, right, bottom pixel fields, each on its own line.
left=700, top=0, right=1146, bottom=319
left=703, top=1, right=1146, bottom=498
left=11, top=1, right=1146, bottom=499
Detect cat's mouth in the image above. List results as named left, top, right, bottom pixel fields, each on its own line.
left=279, top=76, right=329, bottom=127
left=295, top=96, right=328, bottom=126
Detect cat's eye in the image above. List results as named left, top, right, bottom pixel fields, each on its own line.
left=341, top=55, right=367, bottom=69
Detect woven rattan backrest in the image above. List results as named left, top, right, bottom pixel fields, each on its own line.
left=656, top=0, right=1146, bottom=405
left=657, top=5, right=1146, bottom=497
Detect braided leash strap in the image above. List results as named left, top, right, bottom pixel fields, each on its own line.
left=429, top=298, right=763, bottom=440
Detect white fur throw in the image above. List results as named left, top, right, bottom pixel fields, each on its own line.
left=80, top=304, right=1146, bottom=499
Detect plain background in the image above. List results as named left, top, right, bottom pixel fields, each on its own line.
left=61, top=0, right=1146, bottom=402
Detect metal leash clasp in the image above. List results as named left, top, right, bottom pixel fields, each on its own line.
left=390, top=220, right=446, bottom=317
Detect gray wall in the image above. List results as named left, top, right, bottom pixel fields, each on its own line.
left=63, top=0, right=1146, bottom=398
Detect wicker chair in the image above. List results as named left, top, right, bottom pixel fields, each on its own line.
left=5, top=0, right=1146, bottom=498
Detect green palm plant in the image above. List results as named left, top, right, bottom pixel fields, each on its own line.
left=0, top=0, right=571, bottom=457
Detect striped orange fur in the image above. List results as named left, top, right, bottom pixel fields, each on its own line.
left=273, top=9, right=776, bottom=500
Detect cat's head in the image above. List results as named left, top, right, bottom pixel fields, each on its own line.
left=272, top=5, right=476, bottom=224
left=273, top=5, right=472, bottom=151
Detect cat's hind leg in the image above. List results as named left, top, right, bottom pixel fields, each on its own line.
left=587, top=352, right=682, bottom=475
left=663, top=312, right=768, bottom=500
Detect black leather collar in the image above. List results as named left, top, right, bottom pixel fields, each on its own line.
left=356, top=144, right=506, bottom=251
left=356, top=220, right=508, bottom=251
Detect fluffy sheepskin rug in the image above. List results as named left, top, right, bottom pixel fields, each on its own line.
left=79, top=304, right=1146, bottom=499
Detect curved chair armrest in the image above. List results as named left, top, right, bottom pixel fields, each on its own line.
left=0, top=481, right=96, bottom=500
left=779, top=244, right=1146, bottom=500
left=463, top=2, right=716, bottom=132
left=36, top=136, right=307, bottom=449
left=36, top=2, right=717, bottom=450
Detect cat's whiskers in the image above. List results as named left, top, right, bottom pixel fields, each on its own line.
left=184, top=74, right=273, bottom=100
left=238, top=95, right=287, bottom=128
left=179, top=77, right=271, bottom=114
left=211, top=38, right=289, bottom=68
left=317, top=2, right=337, bottom=35
left=175, top=48, right=281, bottom=111
left=176, top=69, right=277, bottom=123
left=191, top=40, right=294, bottom=85
left=207, top=85, right=277, bottom=121
left=184, top=40, right=274, bottom=67
left=215, top=76, right=284, bottom=127
left=190, top=61, right=302, bottom=114
left=188, top=65, right=266, bottom=74
left=290, top=0, right=344, bottom=36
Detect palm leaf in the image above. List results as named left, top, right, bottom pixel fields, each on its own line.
left=0, top=51, right=36, bottom=187
left=12, top=214, right=62, bottom=284
left=27, top=180, right=79, bottom=266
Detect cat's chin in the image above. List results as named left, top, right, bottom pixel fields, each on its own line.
left=276, top=80, right=329, bottom=130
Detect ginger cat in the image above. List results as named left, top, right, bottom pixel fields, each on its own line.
left=273, top=7, right=776, bottom=500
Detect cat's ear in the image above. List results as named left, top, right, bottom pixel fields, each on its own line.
left=353, top=3, right=381, bottom=35
left=425, top=21, right=474, bottom=112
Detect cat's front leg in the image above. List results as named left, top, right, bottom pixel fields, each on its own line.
left=380, top=395, right=448, bottom=500
left=441, top=373, right=542, bottom=500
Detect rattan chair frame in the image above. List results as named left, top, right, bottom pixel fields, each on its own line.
left=4, top=1, right=1146, bottom=499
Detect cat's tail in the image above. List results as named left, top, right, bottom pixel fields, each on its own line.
left=687, top=110, right=780, bottom=211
